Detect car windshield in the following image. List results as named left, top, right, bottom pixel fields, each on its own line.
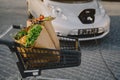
left=50, top=0, right=93, bottom=3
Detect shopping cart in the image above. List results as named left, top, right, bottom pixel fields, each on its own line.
left=0, top=25, right=81, bottom=80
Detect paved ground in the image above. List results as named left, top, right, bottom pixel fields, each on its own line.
left=0, top=0, right=120, bottom=80
left=102, top=1, right=120, bottom=16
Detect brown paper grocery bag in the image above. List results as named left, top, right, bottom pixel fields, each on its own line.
left=33, top=26, right=56, bottom=49
left=43, top=21, right=60, bottom=49
left=26, top=20, right=60, bottom=50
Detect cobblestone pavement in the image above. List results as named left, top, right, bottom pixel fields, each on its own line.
left=0, top=0, right=120, bottom=80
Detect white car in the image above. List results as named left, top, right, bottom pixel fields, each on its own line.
left=26, top=0, right=110, bottom=41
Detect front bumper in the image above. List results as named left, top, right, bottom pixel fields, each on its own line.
left=76, top=29, right=109, bottom=41
left=68, top=15, right=110, bottom=41
left=54, top=15, right=110, bottom=41
left=68, top=26, right=110, bottom=41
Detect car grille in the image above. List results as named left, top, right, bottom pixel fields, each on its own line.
left=68, top=28, right=104, bottom=38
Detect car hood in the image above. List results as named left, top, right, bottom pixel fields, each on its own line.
left=46, top=0, right=100, bottom=16
left=46, top=0, right=100, bottom=20
left=46, top=1, right=102, bottom=25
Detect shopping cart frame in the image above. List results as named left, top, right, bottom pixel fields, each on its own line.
left=0, top=25, right=81, bottom=80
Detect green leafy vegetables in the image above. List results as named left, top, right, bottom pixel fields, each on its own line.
left=26, top=24, right=42, bottom=47
left=14, top=24, right=42, bottom=47
left=14, top=30, right=27, bottom=40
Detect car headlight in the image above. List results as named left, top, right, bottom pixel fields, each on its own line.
left=98, top=3, right=106, bottom=17
left=47, top=4, right=62, bottom=17
left=47, top=4, right=67, bottom=20
left=52, top=7, right=62, bottom=16
left=100, top=6, right=106, bottom=15
left=52, top=7, right=67, bottom=20
left=96, top=0, right=106, bottom=17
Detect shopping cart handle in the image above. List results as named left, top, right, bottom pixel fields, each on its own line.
left=12, top=25, right=22, bottom=29
left=0, top=39, right=14, bottom=47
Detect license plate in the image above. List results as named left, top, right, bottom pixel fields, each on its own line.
left=78, top=28, right=98, bottom=35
